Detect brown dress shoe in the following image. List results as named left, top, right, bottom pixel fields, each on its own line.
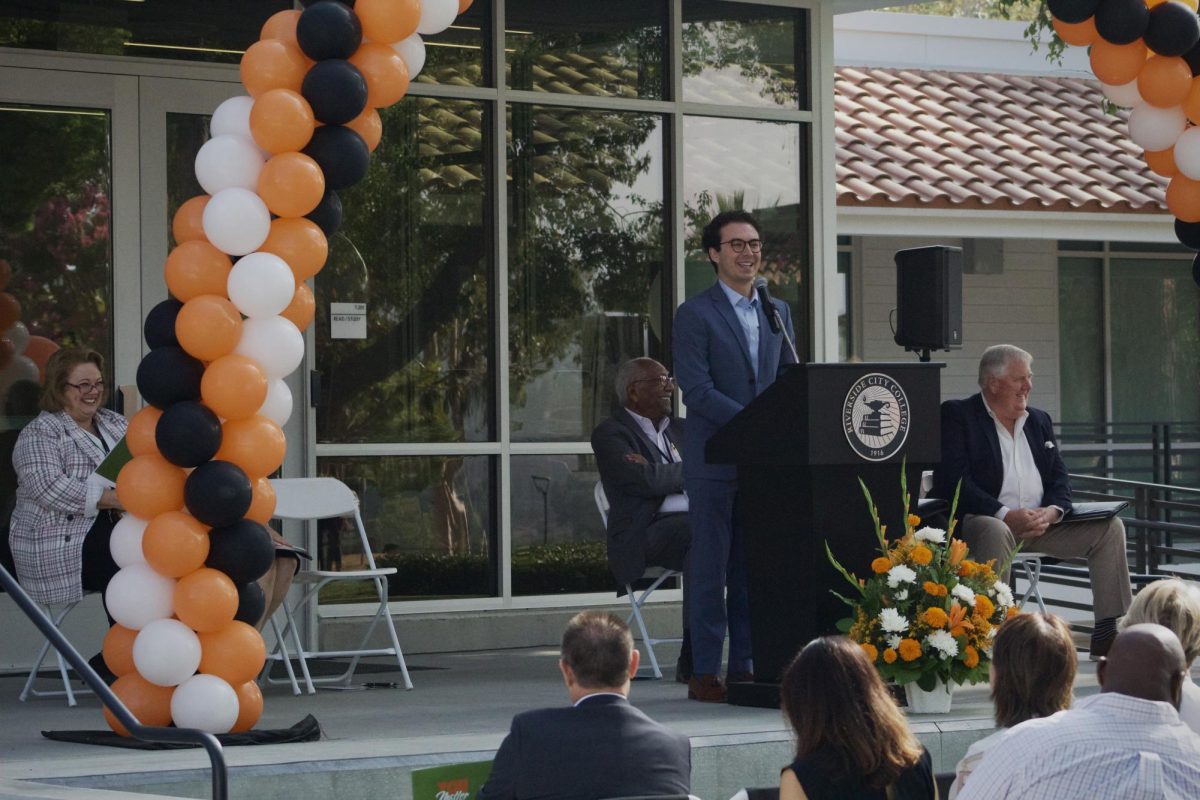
left=688, top=674, right=727, bottom=703
left=726, top=671, right=755, bottom=684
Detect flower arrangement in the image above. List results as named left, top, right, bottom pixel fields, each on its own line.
left=826, top=472, right=1019, bottom=692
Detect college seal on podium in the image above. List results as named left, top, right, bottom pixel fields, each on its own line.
left=843, top=372, right=910, bottom=462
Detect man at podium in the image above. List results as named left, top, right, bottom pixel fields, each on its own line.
left=672, top=210, right=797, bottom=702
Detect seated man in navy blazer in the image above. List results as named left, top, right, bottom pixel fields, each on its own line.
left=932, top=344, right=1132, bottom=658
left=478, top=611, right=692, bottom=800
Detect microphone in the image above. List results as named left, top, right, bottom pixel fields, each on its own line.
left=754, top=277, right=781, bottom=334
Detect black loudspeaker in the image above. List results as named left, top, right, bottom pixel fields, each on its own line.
left=894, top=245, right=963, bottom=355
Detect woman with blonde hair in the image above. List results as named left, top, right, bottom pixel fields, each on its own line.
left=779, top=636, right=936, bottom=800
left=1120, top=577, right=1200, bottom=732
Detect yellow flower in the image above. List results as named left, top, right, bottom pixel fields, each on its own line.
left=948, top=538, right=967, bottom=568
left=871, top=557, right=892, bottom=574
left=861, top=643, right=879, bottom=663
left=923, top=581, right=948, bottom=597
left=975, top=595, right=995, bottom=619
left=883, top=648, right=897, bottom=664
left=963, top=645, right=980, bottom=669
left=907, top=513, right=921, bottom=528
left=922, top=606, right=949, bottom=628
left=910, top=545, right=933, bottom=565
left=958, top=560, right=977, bottom=578
left=898, top=638, right=922, bottom=661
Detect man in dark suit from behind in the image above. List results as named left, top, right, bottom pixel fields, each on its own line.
left=478, top=610, right=692, bottom=800
left=591, top=357, right=691, bottom=679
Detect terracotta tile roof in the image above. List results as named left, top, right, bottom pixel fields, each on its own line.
left=835, top=67, right=1169, bottom=214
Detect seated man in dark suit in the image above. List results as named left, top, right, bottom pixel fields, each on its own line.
left=478, top=610, right=692, bottom=800
left=591, top=357, right=692, bottom=680
left=932, top=344, right=1132, bottom=658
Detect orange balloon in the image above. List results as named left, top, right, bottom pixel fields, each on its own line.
left=0, top=338, right=14, bottom=370
left=349, top=42, right=410, bottom=108
left=127, top=406, right=162, bottom=457
left=259, top=217, right=329, bottom=282
left=1090, top=39, right=1148, bottom=86
left=1168, top=174, right=1200, bottom=222
left=280, top=283, right=316, bottom=330
left=345, top=106, right=383, bottom=153
left=231, top=680, right=264, bottom=733
left=260, top=9, right=301, bottom=43
left=0, top=293, right=21, bottom=331
left=1052, top=16, right=1097, bottom=48
left=215, top=416, right=287, bottom=479
left=104, top=673, right=175, bottom=736
left=199, top=621, right=267, bottom=685
left=176, top=295, right=243, bottom=362
left=1145, top=147, right=1178, bottom=177
left=1183, top=76, right=1200, bottom=124
left=102, top=624, right=139, bottom=678
left=143, top=511, right=211, bottom=578
left=356, top=0, right=422, bottom=43
left=116, top=454, right=187, bottom=520
left=175, top=567, right=239, bottom=633
left=246, top=476, right=277, bottom=525
left=258, top=152, right=326, bottom=218
left=165, top=241, right=233, bottom=302
left=202, top=354, right=269, bottom=421
left=23, top=336, right=59, bottom=382
left=172, top=196, right=210, bottom=246
left=240, top=39, right=311, bottom=98
left=1139, top=56, right=1193, bottom=108
left=459, top=0, right=474, bottom=11
left=250, top=89, right=316, bottom=154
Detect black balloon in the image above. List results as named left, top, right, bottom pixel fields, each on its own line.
left=137, top=346, right=204, bottom=409
left=207, top=519, right=276, bottom=584
left=303, top=125, right=370, bottom=190
left=297, top=1, right=362, bottom=61
left=144, top=298, right=182, bottom=349
left=1185, top=39, right=1200, bottom=75
left=1094, top=0, right=1150, bottom=46
left=306, top=188, right=343, bottom=236
left=185, top=460, right=253, bottom=528
left=234, top=581, right=267, bottom=627
left=1176, top=218, right=1200, bottom=249
left=301, top=59, right=368, bottom=125
left=155, top=401, right=222, bottom=468
left=1048, top=0, right=1100, bottom=24
left=1146, top=3, right=1200, bottom=57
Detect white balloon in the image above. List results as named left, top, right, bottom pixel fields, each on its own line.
left=133, top=619, right=202, bottom=687
left=171, top=674, right=239, bottom=734
left=210, top=96, right=254, bottom=140
left=6, top=355, right=38, bottom=385
left=1128, top=103, right=1188, bottom=152
left=417, top=0, right=458, bottom=35
left=227, top=252, right=296, bottom=318
left=234, top=316, right=305, bottom=379
left=1101, top=79, right=1142, bottom=109
left=202, top=188, right=272, bottom=256
left=106, top=564, right=176, bottom=630
left=1175, top=127, right=1200, bottom=179
left=110, top=515, right=149, bottom=568
left=259, top=378, right=293, bottom=426
left=5, top=321, right=28, bottom=356
left=194, top=134, right=265, bottom=196
left=392, top=34, right=426, bottom=78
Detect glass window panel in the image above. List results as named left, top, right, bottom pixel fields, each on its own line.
left=314, top=455, right=496, bottom=602
left=1057, top=240, right=1102, bottom=252
left=316, top=98, right=493, bottom=444
left=681, top=1, right=807, bottom=109
left=166, top=113, right=209, bottom=246
left=505, top=0, right=665, bottom=100
left=1109, top=241, right=1191, bottom=254
left=1057, top=257, right=1104, bottom=426
left=510, top=454, right=608, bottom=596
left=508, top=104, right=666, bottom=442
left=682, top=115, right=809, bottom=359
left=414, top=0, right=490, bottom=88
left=1110, top=258, right=1200, bottom=424
left=836, top=249, right=851, bottom=362
left=0, top=1, right=288, bottom=63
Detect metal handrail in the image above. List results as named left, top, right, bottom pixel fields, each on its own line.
left=1, top=565, right=228, bottom=800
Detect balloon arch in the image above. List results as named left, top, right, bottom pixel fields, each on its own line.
left=104, top=0, right=471, bottom=735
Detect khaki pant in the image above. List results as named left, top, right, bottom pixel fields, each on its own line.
left=961, top=513, right=1133, bottom=621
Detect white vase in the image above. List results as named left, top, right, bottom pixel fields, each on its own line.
left=904, top=679, right=953, bottom=714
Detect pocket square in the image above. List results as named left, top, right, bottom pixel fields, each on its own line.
left=1044, top=441, right=1055, bottom=449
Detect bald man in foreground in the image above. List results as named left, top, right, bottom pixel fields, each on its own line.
left=960, top=623, right=1200, bottom=799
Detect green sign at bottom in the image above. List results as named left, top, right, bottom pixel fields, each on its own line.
left=412, top=759, right=494, bottom=800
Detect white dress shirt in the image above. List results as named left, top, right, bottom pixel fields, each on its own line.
left=718, top=280, right=759, bottom=381
left=981, top=398, right=1060, bottom=521
left=625, top=409, right=687, bottom=515
left=1182, top=677, right=1200, bottom=735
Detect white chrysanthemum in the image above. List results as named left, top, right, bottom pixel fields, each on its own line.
left=925, top=629, right=958, bottom=659
left=879, top=607, right=909, bottom=633
left=914, top=526, right=946, bottom=544
left=895, top=589, right=909, bottom=601
left=887, top=634, right=902, bottom=650
left=887, top=564, right=917, bottom=588
left=952, top=584, right=976, bottom=607
left=993, top=581, right=1014, bottom=608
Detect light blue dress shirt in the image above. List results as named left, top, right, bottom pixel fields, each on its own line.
left=718, top=279, right=759, bottom=380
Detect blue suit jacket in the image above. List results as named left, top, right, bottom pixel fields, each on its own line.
left=672, top=282, right=796, bottom=481
left=931, top=393, right=1071, bottom=517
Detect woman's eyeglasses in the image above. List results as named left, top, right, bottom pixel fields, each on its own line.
left=65, top=380, right=104, bottom=394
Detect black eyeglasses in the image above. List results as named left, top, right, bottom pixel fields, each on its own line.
left=719, top=238, right=762, bottom=254
left=631, top=375, right=675, bottom=388
left=65, top=380, right=104, bottom=394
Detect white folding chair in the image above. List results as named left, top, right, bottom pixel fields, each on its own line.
left=1012, top=552, right=1048, bottom=613
left=19, top=599, right=93, bottom=707
left=263, top=477, right=412, bottom=694
left=594, top=481, right=683, bottom=680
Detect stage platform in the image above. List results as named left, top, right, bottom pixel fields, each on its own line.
left=0, top=642, right=1119, bottom=800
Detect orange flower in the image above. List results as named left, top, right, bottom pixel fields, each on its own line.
left=910, top=545, right=933, bottom=565
left=898, top=638, right=922, bottom=661
left=963, top=645, right=980, bottom=669
left=883, top=648, right=897, bottom=664
left=861, top=643, right=879, bottom=663
left=947, top=603, right=973, bottom=633
left=923, top=581, right=948, bottom=597
left=907, top=513, right=921, bottom=529
left=958, top=560, right=977, bottom=578
left=1006, top=606, right=1021, bottom=619
left=871, top=557, right=892, bottom=574
left=948, top=538, right=967, bottom=568
left=922, top=606, right=949, bottom=628
left=975, top=595, right=995, bottom=619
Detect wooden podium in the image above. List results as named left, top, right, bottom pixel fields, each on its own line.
left=707, top=362, right=943, bottom=707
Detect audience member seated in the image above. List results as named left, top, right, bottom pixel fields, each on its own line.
left=778, top=636, right=936, bottom=800
left=958, top=623, right=1200, bottom=799
left=948, top=613, right=1076, bottom=799
left=1120, top=577, right=1200, bottom=733
left=932, top=344, right=1132, bottom=658
left=477, top=610, right=691, bottom=800
left=591, top=357, right=692, bottom=680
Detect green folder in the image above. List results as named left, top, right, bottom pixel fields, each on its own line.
left=95, top=435, right=133, bottom=484
left=411, top=760, right=493, bottom=800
